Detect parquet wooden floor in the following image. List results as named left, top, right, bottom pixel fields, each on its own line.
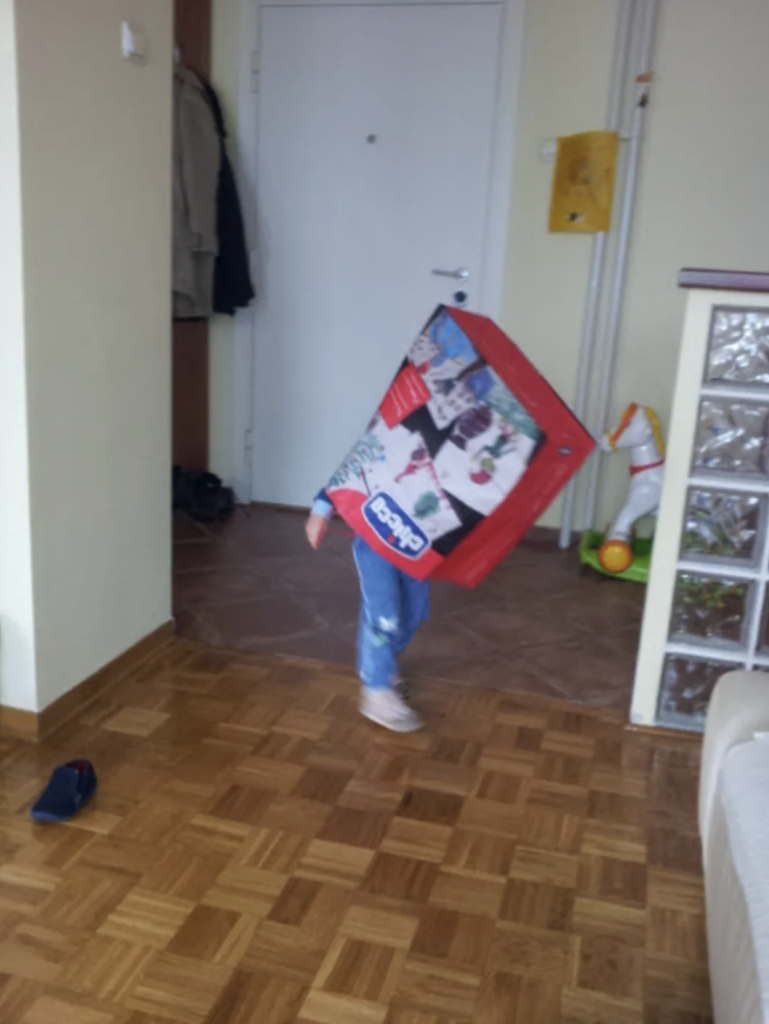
left=0, top=641, right=711, bottom=1023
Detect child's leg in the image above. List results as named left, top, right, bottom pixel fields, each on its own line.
left=352, top=536, right=423, bottom=731
left=395, top=572, right=430, bottom=656
left=352, top=535, right=402, bottom=690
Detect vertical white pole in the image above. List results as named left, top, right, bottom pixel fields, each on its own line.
left=583, top=0, right=660, bottom=531
left=558, top=0, right=635, bottom=550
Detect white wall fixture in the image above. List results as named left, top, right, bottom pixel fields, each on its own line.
left=558, top=0, right=636, bottom=548
left=121, top=21, right=147, bottom=65
left=538, top=139, right=557, bottom=163
left=582, top=0, right=660, bottom=532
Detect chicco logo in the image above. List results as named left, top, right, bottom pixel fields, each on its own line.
left=363, top=493, right=429, bottom=559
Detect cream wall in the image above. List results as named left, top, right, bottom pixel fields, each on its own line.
left=209, top=0, right=769, bottom=532
left=505, top=0, right=769, bottom=529
left=0, top=0, right=37, bottom=711
left=12, top=0, right=174, bottom=710
left=603, top=0, right=769, bottom=527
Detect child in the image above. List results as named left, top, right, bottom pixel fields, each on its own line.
left=306, top=488, right=428, bottom=732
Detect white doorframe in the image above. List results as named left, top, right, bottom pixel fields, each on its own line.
left=229, top=0, right=527, bottom=503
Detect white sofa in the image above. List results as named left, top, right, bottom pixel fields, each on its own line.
left=700, top=671, right=769, bottom=1024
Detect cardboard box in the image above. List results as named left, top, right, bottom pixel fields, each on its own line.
left=327, top=307, right=594, bottom=587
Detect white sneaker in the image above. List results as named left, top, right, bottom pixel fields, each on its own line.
left=361, top=687, right=423, bottom=733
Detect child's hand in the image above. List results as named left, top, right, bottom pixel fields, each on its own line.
left=305, top=513, right=328, bottom=549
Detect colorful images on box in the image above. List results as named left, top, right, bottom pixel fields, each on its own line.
left=328, top=308, right=545, bottom=564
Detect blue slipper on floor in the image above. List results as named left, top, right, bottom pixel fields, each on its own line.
left=31, top=760, right=97, bottom=822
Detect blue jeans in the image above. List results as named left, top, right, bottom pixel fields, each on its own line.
left=352, top=535, right=430, bottom=690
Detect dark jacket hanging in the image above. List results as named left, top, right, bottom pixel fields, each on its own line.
left=203, top=83, right=256, bottom=316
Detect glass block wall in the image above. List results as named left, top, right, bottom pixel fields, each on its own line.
left=657, top=306, right=769, bottom=730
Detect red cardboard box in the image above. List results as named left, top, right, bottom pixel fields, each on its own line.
left=326, top=307, right=594, bottom=587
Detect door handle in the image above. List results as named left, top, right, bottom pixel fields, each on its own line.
left=432, top=267, right=469, bottom=282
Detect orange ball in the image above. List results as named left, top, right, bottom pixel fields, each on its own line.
left=598, top=539, right=633, bottom=574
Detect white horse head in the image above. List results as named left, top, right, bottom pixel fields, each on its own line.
left=600, top=403, right=665, bottom=460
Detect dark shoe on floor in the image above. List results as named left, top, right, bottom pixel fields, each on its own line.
left=31, top=760, right=97, bottom=823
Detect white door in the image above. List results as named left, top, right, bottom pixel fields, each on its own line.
left=252, top=2, right=503, bottom=506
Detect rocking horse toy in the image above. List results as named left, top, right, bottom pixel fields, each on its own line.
left=579, top=403, right=665, bottom=582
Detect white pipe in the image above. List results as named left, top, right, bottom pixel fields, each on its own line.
left=558, top=0, right=635, bottom=549
left=583, top=0, right=660, bottom=531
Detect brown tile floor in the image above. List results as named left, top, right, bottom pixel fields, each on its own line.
left=0, top=639, right=709, bottom=1023
left=173, top=508, right=645, bottom=712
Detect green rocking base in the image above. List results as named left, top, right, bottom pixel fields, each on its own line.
left=578, top=530, right=653, bottom=584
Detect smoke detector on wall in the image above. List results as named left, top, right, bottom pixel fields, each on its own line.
left=121, top=22, right=148, bottom=65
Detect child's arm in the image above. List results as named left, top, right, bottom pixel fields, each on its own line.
left=306, top=489, right=333, bottom=549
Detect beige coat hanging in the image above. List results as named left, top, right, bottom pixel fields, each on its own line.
left=173, top=65, right=221, bottom=318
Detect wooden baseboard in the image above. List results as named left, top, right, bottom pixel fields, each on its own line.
left=0, top=621, right=175, bottom=744
left=0, top=705, right=39, bottom=744
left=524, top=525, right=580, bottom=546
left=247, top=500, right=309, bottom=514
left=624, top=722, right=703, bottom=743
